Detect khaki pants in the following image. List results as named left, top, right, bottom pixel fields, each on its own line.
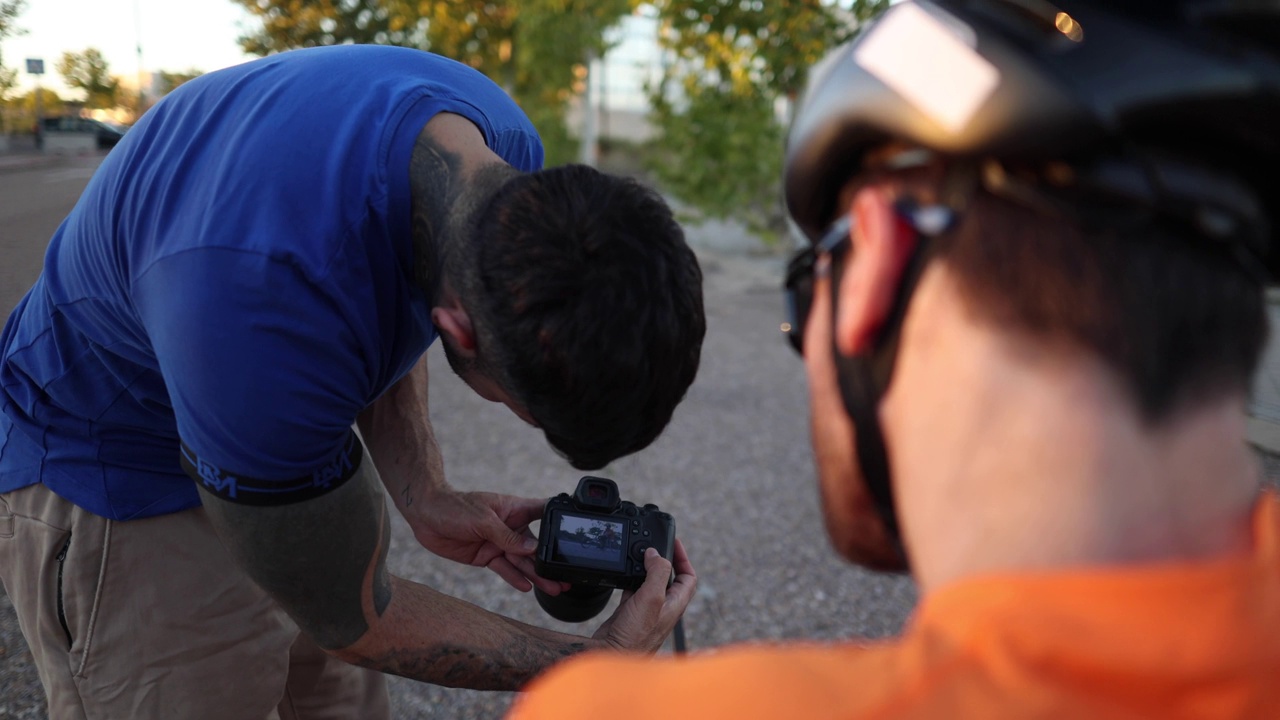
left=0, top=483, right=389, bottom=720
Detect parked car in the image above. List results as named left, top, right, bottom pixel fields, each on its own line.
left=36, top=116, right=127, bottom=150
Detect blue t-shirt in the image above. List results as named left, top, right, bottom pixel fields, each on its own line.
left=0, top=45, right=543, bottom=520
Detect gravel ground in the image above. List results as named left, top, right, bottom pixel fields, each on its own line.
left=2, top=242, right=1278, bottom=718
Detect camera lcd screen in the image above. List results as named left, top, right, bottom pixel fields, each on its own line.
left=551, top=513, right=626, bottom=572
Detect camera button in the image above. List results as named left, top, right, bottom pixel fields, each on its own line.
left=642, top=530, right=650, bottom=537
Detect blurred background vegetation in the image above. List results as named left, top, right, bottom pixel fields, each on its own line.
left=0, top=0, right=889, bottom=242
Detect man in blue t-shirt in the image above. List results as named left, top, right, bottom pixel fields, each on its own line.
left=0, top=45, right=702, bottom=718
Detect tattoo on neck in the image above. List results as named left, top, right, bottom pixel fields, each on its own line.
left=410, top=136, right=465, bottom=300
left=408, top=125, right=523, bottom=302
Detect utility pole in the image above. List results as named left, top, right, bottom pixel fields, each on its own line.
left=599, top=48, right=609, bottom=143
left=26, top=58, right=44, bottom=149
left=135, top=0, right=146, bottom=115
left=579, top=47, right=598, bottom=167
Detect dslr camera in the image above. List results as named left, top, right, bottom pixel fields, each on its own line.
left=533, top=476, right=675, bottom=622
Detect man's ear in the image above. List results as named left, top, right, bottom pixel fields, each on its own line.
left=834, top=185, right=919, bottom=357
left=431, top=306, right=477, bottom=356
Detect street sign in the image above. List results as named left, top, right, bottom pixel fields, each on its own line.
left=26, top=58, right=44, bottom=75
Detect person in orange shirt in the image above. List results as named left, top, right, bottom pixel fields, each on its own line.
left=510, top=0, right=1280, bottom=717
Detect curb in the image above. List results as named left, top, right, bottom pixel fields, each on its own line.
left=0, top=152, right=92, bottom=175
left=0, top=156, right=55, bottom=174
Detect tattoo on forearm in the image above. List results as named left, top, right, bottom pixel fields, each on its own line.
left=356, top=636, right=591, bottom=691
left=401, top=481, right=414, bottom=507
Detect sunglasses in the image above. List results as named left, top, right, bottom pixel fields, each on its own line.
left=782, top=203, right=957, bottom=354
left=782, top=216, right=853, bottom=353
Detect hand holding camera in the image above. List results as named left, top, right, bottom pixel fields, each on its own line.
left=532, top=476, right=697, bottom=653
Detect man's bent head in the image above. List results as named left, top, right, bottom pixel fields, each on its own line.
left=455, top=164, right=705, bottom=469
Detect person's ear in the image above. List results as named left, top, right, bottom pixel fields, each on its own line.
left=834, top=186, right=919, bottom=357
left=431, top=306, right=477, bottom=356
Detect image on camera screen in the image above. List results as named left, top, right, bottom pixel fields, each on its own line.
left=552, top=514, right=626, bottom=571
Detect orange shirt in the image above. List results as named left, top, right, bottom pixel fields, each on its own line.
left=510, top=493, right=1280, bottom=719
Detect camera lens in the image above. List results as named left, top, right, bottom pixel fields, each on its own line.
left=534, top=585, right=614, bottom=623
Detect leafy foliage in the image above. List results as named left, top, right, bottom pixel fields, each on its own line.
left=237, top=0, right=406, bottom=53
left=0, top=0, right=27, bottom=101
left=647, top=79, right=783, bottom=237
left=233, top=0, right=888, bottom=216
left=0, top=1, right=20, bottom=39
left=233, top=0, right=634, bottom=165
left=3, top=87, right=63, bottom=134
left=646, top=0, right=888, bottom=242
left=154, top=69, right=205, bottom=97
left=57, top=48, right=120, bottom=109
left=497, top=0, right=633, bottom=164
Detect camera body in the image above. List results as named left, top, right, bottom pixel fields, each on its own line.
left=535, top=476, right=675, bottom=592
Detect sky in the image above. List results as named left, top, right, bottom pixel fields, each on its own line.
left=5, top=0, right=255, bottom=95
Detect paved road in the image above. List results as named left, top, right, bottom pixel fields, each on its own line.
left=0, top=154, right=104, bottom=315
left=0, top=156, right=917, bottom=719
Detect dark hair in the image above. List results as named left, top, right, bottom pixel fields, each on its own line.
left=920, top=180, right=1268, bottom=423
left=459, top=164, right=705, bottom=469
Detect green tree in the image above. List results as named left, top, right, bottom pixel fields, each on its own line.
left=0, top=0, right=27, bottom=102
left=57, top=48, right=120, bottom=109
left=154, top=69, right=204, bottom=97
left=5, top=86, right=63, bottom=132
left=502, top=0, right=632, bottom=164
left=232, top=0, right=633, bottom=165
left=647, top=0, right=888, bottom=241
left=237, top=0, right=405, bottom=53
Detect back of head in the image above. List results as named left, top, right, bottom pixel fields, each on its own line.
left=463, top=165, right=705, bottom=469
left=786, top=0, right=1280, bottom=421
left=781, top=0, right=1280, bottom=555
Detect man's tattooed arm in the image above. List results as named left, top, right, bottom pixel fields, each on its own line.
left=358, top=355, right=442, bottom=516
left=350, top=578, right=591, bottom=690
left=197, top=455, right=393, bottom=651
left=197, top=441, right=603, bottom=691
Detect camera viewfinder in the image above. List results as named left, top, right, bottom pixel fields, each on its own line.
left=573, top=476, right=620, bottom=510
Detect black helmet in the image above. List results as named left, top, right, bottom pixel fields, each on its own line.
left=785, top=0, right=1280, bottom=276
left=783, top=1, right=1280, bottom=566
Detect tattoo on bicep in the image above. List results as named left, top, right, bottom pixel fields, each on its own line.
left=197, top=456, right=394, bottom=650
left=370, top=498, right=393, bottom=617
left=401, top=481, right=413, bottom=507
